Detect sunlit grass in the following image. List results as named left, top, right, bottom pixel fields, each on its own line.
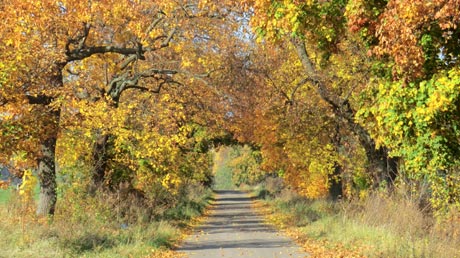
left=0, top=184, right=212, bottom=258
left=255, top=183, right=460, bottom=258
left=213, top=164, right=234, bottom=190
left=0, top=188, right=11, bottom=205
left=212, top=147, right=235, bottom=190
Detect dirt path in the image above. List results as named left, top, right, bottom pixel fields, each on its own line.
left=177, top=190, right=309, bottom=258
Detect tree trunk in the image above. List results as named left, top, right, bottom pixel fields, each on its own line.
left=329, top=125, right=344, bottom=199
left=36, top=136, right=57, bottom=216
left=328, top=164, right=343, bottom=200
left=292, top=39, right=398, bottom=187
left=91, top=134, right=109, bottom=188
left=89, top=78, right=124, bottom=191
left=365, top=146, right=398, bottom=187
left=35, top=66, right=63, bottom=217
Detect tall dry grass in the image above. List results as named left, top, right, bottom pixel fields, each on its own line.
left=258, top=179, right=460, bottom=257
left=0, top=182, right=212, bottom=257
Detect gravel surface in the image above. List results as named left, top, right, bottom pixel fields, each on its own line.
left=177, top=190, right=309, bottom=258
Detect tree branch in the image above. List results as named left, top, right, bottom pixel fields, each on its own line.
left=161, top=28, right=177, bottom=47
left=107, top=68, right=180, bottom=101
left=65, top=23, right=91, bottom=56
left=123, top=83, right=163, bottom=94
left=66, top=45, right=151, bottom=62
left=145, top=14, right=164, bottom=36
left=140, top=68, right=178, bottom=76
left=290, top=77, right=309, bottom=102
left=119, top=55, right=138, bottom=70
left=291, top=38, right=383, bottom=159
left=291, top=38, right=339, bottom=107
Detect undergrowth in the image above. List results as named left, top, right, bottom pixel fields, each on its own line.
left=254, top=179, right=460, bottom=258
left=0, top=183, right=212, bottom=258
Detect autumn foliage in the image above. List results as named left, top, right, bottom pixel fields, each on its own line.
left=0, top=0, right=244, bottom=215
left=240, top=0, right=460, bottom=216
left=1, top=0, right=460, bottom=255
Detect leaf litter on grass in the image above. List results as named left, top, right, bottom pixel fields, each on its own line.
left=251, top=199, right=368, bottom=258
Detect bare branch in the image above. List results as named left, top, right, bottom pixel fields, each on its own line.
left=65, top=23, right=91, bottom=56
left=123, top=85, right=149, bottom=92
left=121, top=77, right=182, bottom=96
left=107, top=72, right=129, bottom=97
left=77, top=23, right=91, bottom=50
left=106, top=67, right=180, bottom=101
left=140, top=68, right=178, bottom=76
left=161, top=28, right=177, bottom=47
left=124, top=83, right=162, bottom=94
left=145, top=14, right=164, bottom=36
left=119, top=55, right=138, bottom=70
left=66, top=45, right=153, bottom=62
left=292, top=38, right=340, bottom=109
left=289, top=77, right=309, bottom=103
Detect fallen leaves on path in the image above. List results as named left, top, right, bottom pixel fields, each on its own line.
left=251, top=200, right=367, bottom=258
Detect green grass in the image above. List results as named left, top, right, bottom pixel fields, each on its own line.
left=0, top=183, right=40, bottom=205
left=257, top=186, right=460, bottom=258
left=0, top=217, right=177, bottom=258
left=0, top=188, right=12, bottom=204
left=213, top=164, right=234, bottom=190
left=212, top=148, right=236, bottom=190
left=0, top=184, right=212, bottom=258
left=297, top=211, right=460, bottom=257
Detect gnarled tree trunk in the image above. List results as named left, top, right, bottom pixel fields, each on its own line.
left=292, top=39, right=398, bottom=187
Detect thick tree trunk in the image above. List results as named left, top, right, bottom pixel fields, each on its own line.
left=35, top=66, right=63, bottom=217
left=36, top=136, right=58, bottom=216
left=292, top=39, right=398, bottom=187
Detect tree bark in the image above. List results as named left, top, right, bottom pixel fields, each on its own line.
left=36, top=135, right=58, bottom=216
left=292, top=39, right=398, bottom=187
left=35, top=67, right=63, bottom=217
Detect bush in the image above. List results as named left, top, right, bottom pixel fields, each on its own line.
left=264, top=177, right=284, bottom=197
left=0, top=181, right=212, bottom=257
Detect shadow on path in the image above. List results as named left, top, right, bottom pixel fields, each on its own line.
left=177, top=190, right=309, bottom=257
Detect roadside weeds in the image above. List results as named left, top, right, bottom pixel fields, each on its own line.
left=251, top=198, right=366, bottom=258
left=250, top=185, right=460, bottom=258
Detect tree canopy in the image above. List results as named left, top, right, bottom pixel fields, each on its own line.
left=1, top=0, right=459, bottom=217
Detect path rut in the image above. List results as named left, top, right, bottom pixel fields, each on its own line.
left=177, top=190, right=309, bottom=258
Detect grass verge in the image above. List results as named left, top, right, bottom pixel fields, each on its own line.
left=0, top=184, right=212, bottom=258
left=252, top=183, right=460, bottom=258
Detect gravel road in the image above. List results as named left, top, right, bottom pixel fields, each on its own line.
left=177, top=190, right=309, bottom=258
